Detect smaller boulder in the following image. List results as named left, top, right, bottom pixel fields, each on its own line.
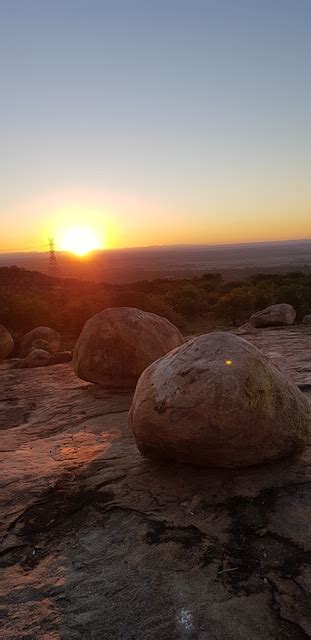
left=51, top=351, right=72, bottom=364
left=74, top=307, right=184, bottom=389
left=0, top=325, right=14, bottom=362
left=16, top=349, right=52, bottom=368
left=250, top=304, right=296, bottom=328
left=302, top=315, right=311, bottom=326
left=31, top=338, right=54, bottom=353
left=20, top=327, right=61, bottom=357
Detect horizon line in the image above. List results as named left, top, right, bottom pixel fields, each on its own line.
left=1, top=236, right=311, bottom=255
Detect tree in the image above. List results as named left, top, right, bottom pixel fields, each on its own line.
left=214, top=288, right=256, bottom=325
left=166, top=285, right=208, bottom=317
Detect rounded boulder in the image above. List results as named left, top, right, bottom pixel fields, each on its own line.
left=250, top=304, right=296, bottom=328
left=73, top=307, right=184, bottom=389
left=31, top=338, right=54, bottom=353
left=51, top=351, right=72, bottom=364
left=0, top=325, right=14, bottom=362
left=129, top=332, right=310, bottom=468
left=302, top=315, right=311, bottom=326
left=20, top=327, right=61, bottom=357
left=16, top=349, right=52, bottom=368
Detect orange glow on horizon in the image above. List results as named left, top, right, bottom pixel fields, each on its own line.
left=1, top=190, right=310, bottom=253
left=59, top=227, right=104, bottom=256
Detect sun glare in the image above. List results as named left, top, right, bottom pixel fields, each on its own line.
left=60, top=227, right=103, bottom=256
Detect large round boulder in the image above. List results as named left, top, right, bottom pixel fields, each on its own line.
left=73, top=307, right=184, bottom=389
left=0, top=325, right=14, bottom=362
left=129, top=332, right=310, bottom=468
left=20, top=327, right=61, bottom=357
left=250, top=304, right=296, bottom=328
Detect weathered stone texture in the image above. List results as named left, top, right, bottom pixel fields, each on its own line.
left=0, top=327, right=310, bottom=639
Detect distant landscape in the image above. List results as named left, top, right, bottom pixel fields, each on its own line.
left=1, top=256, right=311, bottom=354
left=1, top=239, right=311, bottom=283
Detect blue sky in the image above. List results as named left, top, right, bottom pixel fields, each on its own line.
left=0, top=0, right=310, bottom=249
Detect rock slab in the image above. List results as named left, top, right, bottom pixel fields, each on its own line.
left=73, top=306, right=184, bottom=389
left=129, top=332, right=310, bottom=467
left=1, top=327, right=310, bottom=639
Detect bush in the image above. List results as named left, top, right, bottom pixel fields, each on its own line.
left=275, top=284, right=311, bottom=321
left=166, top=285, right=208, bottom=317
left=213, top=288, right=256, bottom=325
left=110, top=289, right=187, bottom=331
left=1, top=267, right=311, bottom=344
left=253, top=281, right=277, bottom=310
left=0, top=292, right=51, bottom=333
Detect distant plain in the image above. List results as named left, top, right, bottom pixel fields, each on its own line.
left=1, top=239, right=311, bottom=283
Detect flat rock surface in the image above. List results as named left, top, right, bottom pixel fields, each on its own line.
left=0, top=328, right=310, bottom=639
left=235, top=325, right=311, bottom=388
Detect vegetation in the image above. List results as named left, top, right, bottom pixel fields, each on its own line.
left=1, top=266, right=311, bottom=351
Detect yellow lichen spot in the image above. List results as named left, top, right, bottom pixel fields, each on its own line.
left=225, top=359, right=233, bottom=366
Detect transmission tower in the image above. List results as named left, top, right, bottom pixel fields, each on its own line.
left=48, top=237, right=59, bottom=274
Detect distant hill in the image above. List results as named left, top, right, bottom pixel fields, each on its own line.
left=0, top=239, right=310, bottom=283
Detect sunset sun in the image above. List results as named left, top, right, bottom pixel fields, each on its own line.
left=60, top=227, right=103, bottom=256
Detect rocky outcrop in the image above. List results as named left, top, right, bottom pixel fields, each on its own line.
left=20, top=326, right=61, bottom=357
left=250, top=303, right=296, bottom=328
left=14, top=349, right=72, bottom=368
left=51, top=350, right=72, bottom=364
left=129, top=332, right=310, bottom=467
left=1, top=327, right=310, bottom=639
left=15, top=348, right=53, bottom=368
left=302, top=314, right=311, bottom=326
left=0, top=324, right=14, bottom=362
left=73, top=307, right=184, bottom=389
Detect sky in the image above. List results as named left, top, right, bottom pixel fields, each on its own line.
left=0, top=0, right=310, bottom=252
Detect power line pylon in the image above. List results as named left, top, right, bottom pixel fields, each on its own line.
left=48, top=237, right=59, bottom=275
